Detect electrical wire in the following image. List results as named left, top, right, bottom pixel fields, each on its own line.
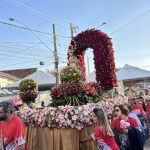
left=0, top=58, right=66, bottom=70
left=110, top=8, right=150, bottom=36
left=0, top=52, right=50, bottom=60
left=0, top=60, right=40, bottom=69
left=3, top=0, right=69, bottom=30
left=0, top=44, right=66, bottom=61
left=0, top=40, right=53, bottom=61
left=14, top=0, right=69, bottom=26
left=0, top=39, right=50, bottom=45
left=0, top=48, right=52, bottom=58
left=0, top=21, right=71, bottom=38
left=0, top=58, right=54, bottom=69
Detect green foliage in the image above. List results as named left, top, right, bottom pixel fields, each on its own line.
left=50, top=80, right=84, bottom=106
left=60, top=66, right=83, bottom=83
left=19, top=79, right=38, bottom=91
left=88, top=92, right=108, bottom=103
left=50, top=66, right=108, bottom=107
left=50, top=98, right=66, bottom=107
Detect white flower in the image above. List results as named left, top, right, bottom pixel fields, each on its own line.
left=70, top=112, right=74, bottom=115
left=83, top=111, right=89, bottom=116
left=74, top=110, right=79, bottom=114
left=86, top=118, right=90, bottom=123
left=72, top=115, right=78, bottom=121
left=65, top=113, right=68, bottom=119
left=78, top=106, right=83, bottom=111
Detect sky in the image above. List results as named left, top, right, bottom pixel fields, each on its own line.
left=0, top=0, right=150, bottom=73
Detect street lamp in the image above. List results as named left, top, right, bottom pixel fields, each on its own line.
left=9, top=18, right=59, bottom=85
left=9, top=18, right=15, bottom=21
left=9, top=18, right=51, bottom=52
left=97, top=22, right=107, bottom=28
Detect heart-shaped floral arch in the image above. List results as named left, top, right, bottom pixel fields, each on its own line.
left=68, top=29, right=117, bottom=90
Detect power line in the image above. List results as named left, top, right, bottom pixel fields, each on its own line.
left=0, top=45, right=52, bottom=57
left=20, top=63, right=49, bottom=69
left=15, top=0, right=69, bottom=26
left=0, top=58, right=66, bottom=70
left=0, top=21, right=71, bottom=38
left=18, top=61, right=66, bottom=70
left=0, top=52, right=50, bottom=60
left=0, top=57, right=55, bottom=69
left=1, top=38, right=66, bottom=65
left=0, top=21, right=51, bottom=35
left=110, top=8, right=150, bottom=36
left=0, top=45, right=64, bottom=59
left=9, top=18, right=54, bottom=54
left=0, top=39, right=57, bottom=51
left=0, top=40, right=53, bottom=61
left=0, top=60, right=40, bottom=69
left=0, top=40, right=48, bottom=44
left=0, top=44, right=30, bottom=50
left=3, top=0, right=69, bottom=30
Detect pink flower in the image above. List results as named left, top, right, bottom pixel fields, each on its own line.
left=76, top=126, right=82, bottom=130
left=72, top=115, right=78, bottom=121
left=38, top=117, right=42, bottom=123
left=120, top=120, right=130, bottom=129
left=67, top=120, right=72, bottom=125
left=70, top=124, right=75, bottom=128
left=74, top=110, right=79, bottom=114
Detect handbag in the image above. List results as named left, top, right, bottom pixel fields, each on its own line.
left=128, top=118, right=144, bottom=150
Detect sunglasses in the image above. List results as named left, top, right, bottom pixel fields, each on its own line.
left=114, top=109, right=120, bottom=112
left=146, top=100, right=150, bottom=102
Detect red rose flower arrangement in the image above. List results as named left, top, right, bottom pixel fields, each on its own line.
left=68, top=29, right=117, bottom=90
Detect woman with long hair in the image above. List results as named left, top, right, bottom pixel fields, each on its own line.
left=80, top=108, right=119, bottom=150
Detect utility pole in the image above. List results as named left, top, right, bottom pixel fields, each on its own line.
left=70, top=23, right=74, bottom=39
left=52, top=24, right=59, bottom=85
left=70, top=23, right=79, bottom=39
left=87, top=56, right=90, bottom=76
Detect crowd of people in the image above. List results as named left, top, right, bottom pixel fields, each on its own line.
left=0, top=89, right=150, bottom=150
left=81, top=89, right=150, bottom=150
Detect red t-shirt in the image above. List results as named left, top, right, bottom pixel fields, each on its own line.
left=146, top=105, right=150, bottom=114
left=92, top=126, right=120, bottom=150
left=112, top=117, right=138, bottom=133
left=0, top=115, right=27, bottom=150
left=132, top=104, right=146, bottom=115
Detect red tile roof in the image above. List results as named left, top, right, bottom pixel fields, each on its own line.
left=1, top=68, right=37, bottom=79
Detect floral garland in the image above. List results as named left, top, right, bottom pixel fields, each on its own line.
left=68, top=29, right=117, bottom=90
left=51, top=80, right=84, bottom=98
left=16, top=101, right=113, bottom=130
left=51, top=66, right=103, bottom=106
left=19, top=79, right=38, bottom=103
left=50, top=78, right=102, bottom=106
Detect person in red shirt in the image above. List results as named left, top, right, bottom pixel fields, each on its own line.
left=112, top=104, right=139, bottom=132
left=81, top=108, right=119, bottom=150
left=112, top=104, right=139, bottom=149
left=131, top=97, right=147, bottom=136
left=132, top=98, right=146, bottom=116
left=0, top=101, right=27, bottom=150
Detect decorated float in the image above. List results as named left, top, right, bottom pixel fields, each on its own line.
left=17, top=29, right=117, bottom=150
